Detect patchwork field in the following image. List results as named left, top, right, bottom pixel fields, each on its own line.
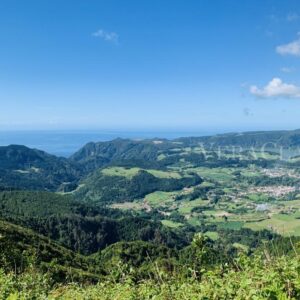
left=106, top=146, right=300, bottom=241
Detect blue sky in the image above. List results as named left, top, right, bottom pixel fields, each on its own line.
left=1, top=0, right=300, bottom=132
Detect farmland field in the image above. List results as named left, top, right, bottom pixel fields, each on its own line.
left=105, top=146, right=300, bottom=241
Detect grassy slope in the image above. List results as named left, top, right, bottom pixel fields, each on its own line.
left=101, top=166, right=182, bottom=179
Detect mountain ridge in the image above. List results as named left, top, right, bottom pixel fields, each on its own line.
left=1, top=128, right=300, bottom=192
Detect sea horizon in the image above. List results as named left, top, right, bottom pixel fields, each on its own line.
left=1, top=127, right=299, bottom=157
left=0, top=129, right=221, bottom=157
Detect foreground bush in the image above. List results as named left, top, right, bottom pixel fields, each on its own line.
left=1, top=253, right=300, bottom=300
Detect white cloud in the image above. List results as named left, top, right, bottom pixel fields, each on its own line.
left=276, top=38, right=300, bottom=56
left=92, top=29, right=119, bottom=43
left=287, top=13, right=300, bottom=22
left=250, top=78, right=300, bottom=98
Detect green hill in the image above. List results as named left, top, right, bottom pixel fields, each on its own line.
left=176, top=129, right=300, bottom=148
left=0, top=218, right=98, bottom=282
left=0, top=145, right=81, bottom=191
left=75, top=167, right=201, bottom=204
left=1, top=129, right=300, bottom=192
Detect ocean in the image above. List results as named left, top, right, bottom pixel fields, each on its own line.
left=0, top=130, right=217, bottom=157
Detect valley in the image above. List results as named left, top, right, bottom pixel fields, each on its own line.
left=103, top=150, right=300, bottom=237
left=2, top=130, right=300, bottom=242
left=1, top=129, right=300, bottom=298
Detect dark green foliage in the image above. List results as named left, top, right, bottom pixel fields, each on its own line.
left=0, top=219, right=98, bottom=282
left=27, top=215, right=189, bottom=254
left=0, top=145, right=81, bottom=191
left=0, top=191, right=190, bottom=254
left=176, top=185, right=212, bottom=201
left=179, top=234, right=226, bottom=278
left=175, top=129, right=300, bottom=148
left=76, top=169, right=202, bottom=204
left=242, top=174, right=300, bottom=186
left=0, top=191, right=74, bottom=218
left=70, top=138, right=170, bottom=171
left=93, top=241, right=177, bottom=279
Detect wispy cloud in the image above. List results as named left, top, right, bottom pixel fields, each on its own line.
left=287, top=13, right=300, bottom=22
left=250, top=78, right=300, bottom=98
left=265, top=30, right=274, bottom=37
left=92, top=29, right=119, bottom=44
left=281, top=67, right=295, bottom=73
left=276, top=37, right=300, bottom=56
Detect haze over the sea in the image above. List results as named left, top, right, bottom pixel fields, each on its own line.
left=0, top=129, right=219, bottom=157
left=1, top=125, right=299, bottom=157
